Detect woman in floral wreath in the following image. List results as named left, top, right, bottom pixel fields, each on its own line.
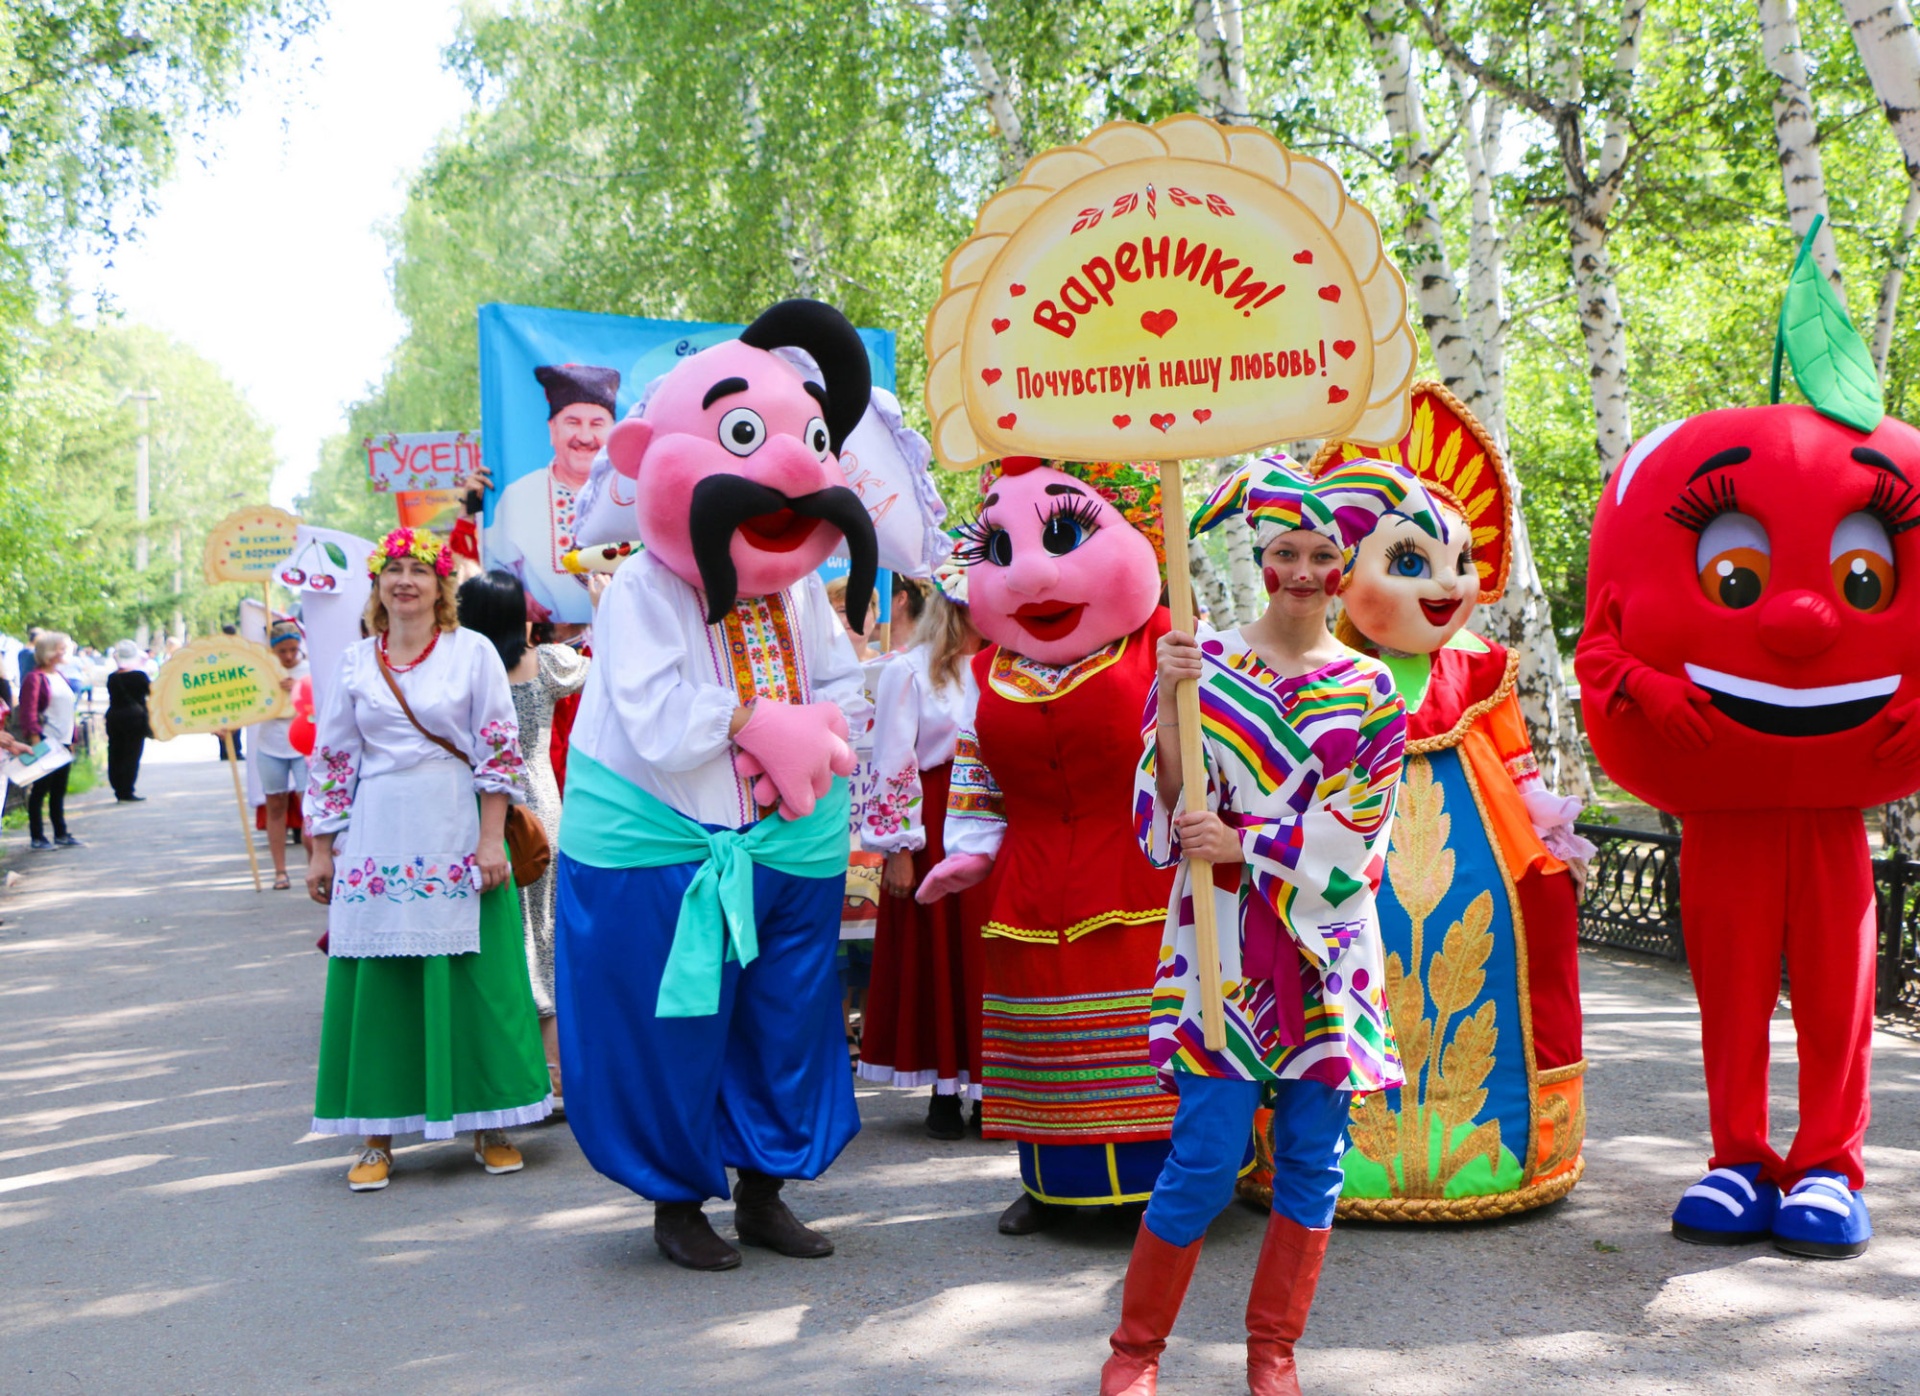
left=304, top=527, right=552, bottom=1191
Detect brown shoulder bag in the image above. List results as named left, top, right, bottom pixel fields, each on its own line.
left=375, top=652, right=552, bottom=888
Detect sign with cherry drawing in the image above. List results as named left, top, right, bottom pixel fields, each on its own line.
left=925, top=115, right=1418, bottom=467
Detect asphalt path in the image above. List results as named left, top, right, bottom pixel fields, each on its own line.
left=2, top=751, right=1916, bottom=1394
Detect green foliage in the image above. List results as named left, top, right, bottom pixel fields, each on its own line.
left=336, top=0, right=1920, bottom=645
left=0, top=319, right=278, bottom=645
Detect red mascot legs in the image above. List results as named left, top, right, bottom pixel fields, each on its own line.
left=1679, top=808, right=1876, bottom=1190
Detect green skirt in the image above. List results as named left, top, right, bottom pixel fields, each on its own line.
left=312, top=877, right=552, bottom=1140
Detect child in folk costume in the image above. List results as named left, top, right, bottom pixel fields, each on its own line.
left=917, top=458, right=1178, bottom=1235
left=858, top=563, right=991, bottom=1138
left=553, top=300, right=879, bottom=1273
left=1101, top=457, right=1426, bottom=1396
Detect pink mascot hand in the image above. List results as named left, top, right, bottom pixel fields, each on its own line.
left=732, top=700, right=855, bottom=820
left=1624, top=666, right=1715, bottom=752
left=916, top=853, right=994, bottom=904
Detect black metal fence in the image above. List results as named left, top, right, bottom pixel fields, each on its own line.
left=1575, top=822, right=1920, bottom=1017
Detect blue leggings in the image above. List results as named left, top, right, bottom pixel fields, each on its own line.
left=1142, top=1074, right=1350, bottom=1246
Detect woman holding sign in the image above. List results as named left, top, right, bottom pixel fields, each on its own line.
left=1101, top=457, right=1424, bottom=1396
left=304, top=527, right=551, bottom=1192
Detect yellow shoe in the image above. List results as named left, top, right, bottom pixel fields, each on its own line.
left=474, top=1130, right=523, bottom=1175
left=347, top=1145, right=392, bottom=1192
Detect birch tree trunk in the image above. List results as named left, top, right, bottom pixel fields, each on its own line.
left=1364, top=5, right=1493, bottom=425
left=1190, top=548, right=1235, bottom=628
left=1874, top=182, right=1920, bottom=373
left=1759, top=0, right=1844, bottom=294
left=955, top=9, right=1029, bottom=179
left=1192, top=1, right=1249, bottom=123
left=1452, top=70, right=1511, bottom=445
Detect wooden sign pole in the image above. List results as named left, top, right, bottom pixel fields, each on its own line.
left=221, top=729, right=263, bottom=893
left=1156, top=457, right=1227, bottom=1052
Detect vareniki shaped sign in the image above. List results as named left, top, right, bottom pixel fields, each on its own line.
left=150, top=637, right=291, bottom=739
left=926, top=115, right=1417, bottom=466
left=203, top=505, right=301, bottom=584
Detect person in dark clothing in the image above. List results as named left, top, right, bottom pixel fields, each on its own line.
left=105, top=640, right=152, bottom=801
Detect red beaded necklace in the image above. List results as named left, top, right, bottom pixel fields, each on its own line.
left=378, top=627, right=440, bottom=674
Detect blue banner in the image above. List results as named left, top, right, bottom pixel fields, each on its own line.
left=476, top=302, right=896, bottom=624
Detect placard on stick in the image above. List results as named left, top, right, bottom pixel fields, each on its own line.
left=926, top=114, right=1416, bottom=1051
left=151, top=636, right=292, bottom=892
left=203, top=505, right=301, bottom=585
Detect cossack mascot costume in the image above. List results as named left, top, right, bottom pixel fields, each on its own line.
left=1241, top=384, right=1590, bottom=1221
left=553, top=300, right=878, bottom=1272
left=915, top=458, right=1179, bottom=1235
left=1576, top=227, right=1920, bottom=1258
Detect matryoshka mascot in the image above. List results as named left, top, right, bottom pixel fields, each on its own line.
left=1099, top=456, right=1422, bottom=1396
left=553, top=299, right=878, bottom=1272
left=916, top=458, right=1180, bottom=1235
left=1318, top=384, right=1592, bottom=1219
left=1577, top=235, right=1920, bottom=1259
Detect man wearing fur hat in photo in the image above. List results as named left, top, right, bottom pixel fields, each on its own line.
left=489, top=362, right=620, bottom=622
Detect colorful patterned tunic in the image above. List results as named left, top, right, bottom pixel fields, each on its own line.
left=1135, top=629, right=1406, bottom=1093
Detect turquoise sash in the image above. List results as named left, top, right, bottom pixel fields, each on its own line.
left=558, top=750, right=851, bottom=1018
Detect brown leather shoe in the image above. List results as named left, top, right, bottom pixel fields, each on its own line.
left=654, top=1201, right=742, bottom=1271
left=732, top=1169, right=834, bottom=1258
left=998, top=1192, right=1053, bottom=1235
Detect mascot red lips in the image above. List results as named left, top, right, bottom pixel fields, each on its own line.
left=1580, top=404, right=1920, bottom=812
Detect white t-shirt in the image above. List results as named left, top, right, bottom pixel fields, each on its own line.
left=39, top=671, right=76, bottom=747
left=255, top=660, right=311, bottom=760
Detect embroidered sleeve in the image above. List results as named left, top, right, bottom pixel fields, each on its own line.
left=862, top=659, right=926, bottom=853
left=305, top=658, right=365, bottom=836
left=605, top=561, right=735, bottom=773
left=942, top=725, right=1006, bottom=860
left=1238, top=668, right=1407, bottom=968
left=468, top=639, right=528, bottom=802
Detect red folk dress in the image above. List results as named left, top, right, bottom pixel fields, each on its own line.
left=947, top=610, right=1178, bottom=1206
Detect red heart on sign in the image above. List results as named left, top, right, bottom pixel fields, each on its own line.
left=1293, top=249, right=1314, bottom=264
left=1193, top=409, right=1212, bottom=423
left=1009, top=283, right=1027, bottom=296
left=1332, top=340, right=1356, bottom=360
left=1113, top=414, right=1132, bottom=428
left=1318, top=285, right=1341, bottom=303
left=1327, top=385, right=1349, bottom=404
left=997, top=412, right=1018, bottom=428
left=981, top=367, right=1002, bottom=384
left=1140, top=309, right=1179, bottom=338
left=992, top=317, right=1011, bottom=334
left=1150, top=412, right=1176, bottom=432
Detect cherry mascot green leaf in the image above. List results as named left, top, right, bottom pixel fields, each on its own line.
left=1771, top=214, right=1885, bottom=434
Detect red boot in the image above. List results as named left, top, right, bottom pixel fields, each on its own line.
left=1244, top=1214, right=1330, bottom=1396
left=1098, top=1224, right=1204, bottom=1395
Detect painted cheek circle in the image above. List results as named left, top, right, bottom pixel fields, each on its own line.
left=1263, top=566, right=1281, bottom=595
left=1322, top=568, right=1342, bottom=596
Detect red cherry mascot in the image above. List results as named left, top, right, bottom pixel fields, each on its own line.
left=1576, top=228, right=1920, bottom=1258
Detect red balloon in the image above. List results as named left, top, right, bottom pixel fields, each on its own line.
left=289, top=676, right=316, bottom=757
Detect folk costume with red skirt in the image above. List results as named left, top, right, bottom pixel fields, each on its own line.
left=944, top=611, right=1178, bottom=1206
left=857, top=644, right=991, bottom=1100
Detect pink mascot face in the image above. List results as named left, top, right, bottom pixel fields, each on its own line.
left=1341, top=505, right=1478, bottom=655
left=956, top=459, right=1161, bottom=664
left=1585, top=404, right=1920, bottom=811
left=606, top=300, right=878, bottom=625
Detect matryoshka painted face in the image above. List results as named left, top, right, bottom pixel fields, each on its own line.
left=1340, top=505, right=1477, bottom=654
left=1583, top=403, right=1920, bottom=811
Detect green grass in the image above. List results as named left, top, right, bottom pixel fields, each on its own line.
left=3, top=742, right=102, bottom=831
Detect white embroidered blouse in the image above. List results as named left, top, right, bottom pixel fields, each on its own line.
left=860, top=645, right=977, bottom=854
left=306, top=628, right=528, bottom=836
left=566, top=551, right=873, bottom=829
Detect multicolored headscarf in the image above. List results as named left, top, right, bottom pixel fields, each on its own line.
left=931, top=556, right=969, bottom=608
left=978, top=457, right=1165, bottom=570
left=367, top=526, right=454, bottom=579
left=1190, top=454, right=1438, bottom=571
